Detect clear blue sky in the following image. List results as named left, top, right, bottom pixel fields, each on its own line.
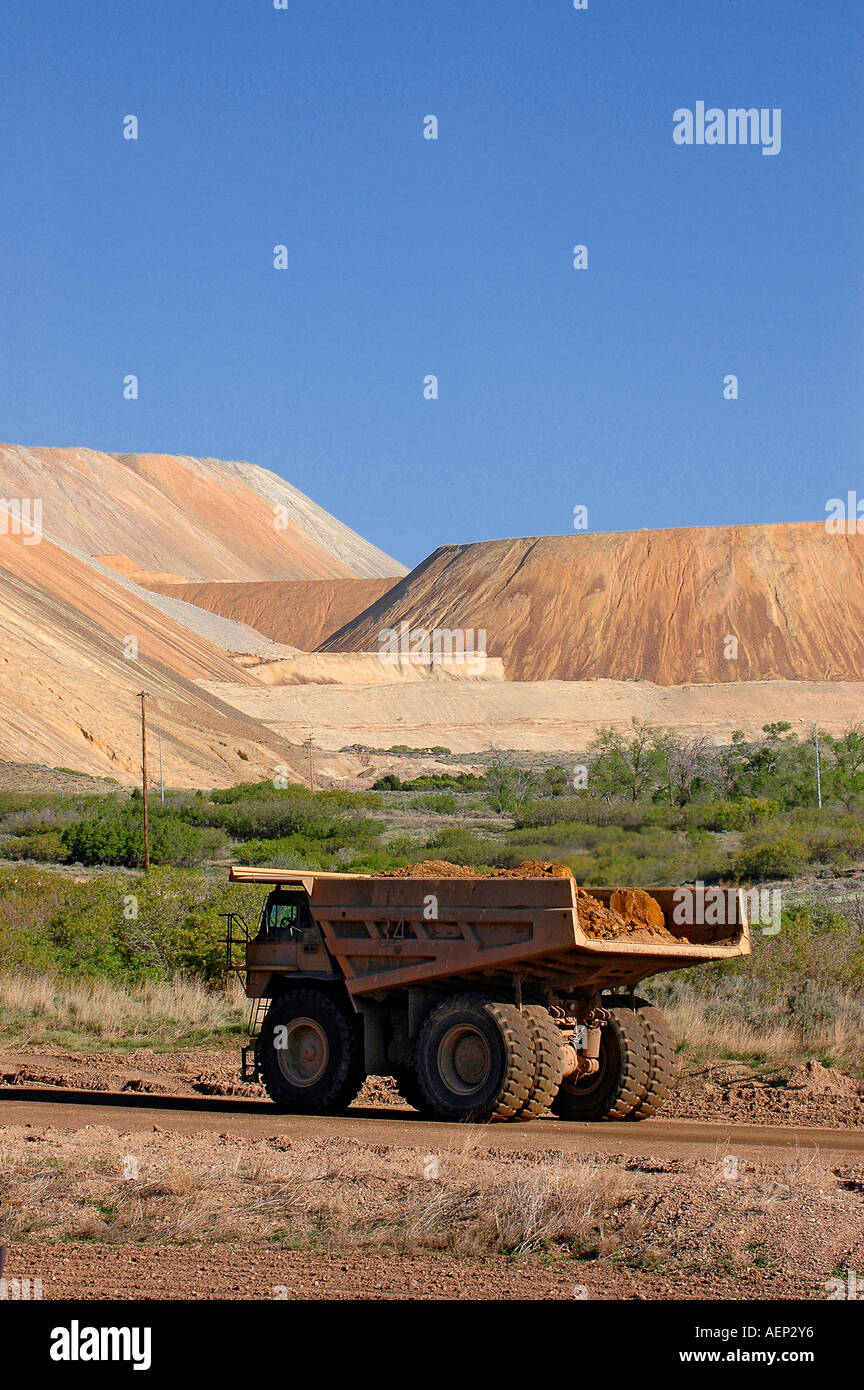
left=1, top=0, right=861, bottom=568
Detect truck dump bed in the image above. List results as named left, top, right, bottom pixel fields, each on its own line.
left=229, top=868, right=751, bottom=997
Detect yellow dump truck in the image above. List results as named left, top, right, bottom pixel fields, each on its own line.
left=225, top=868, right=750, bottom=1123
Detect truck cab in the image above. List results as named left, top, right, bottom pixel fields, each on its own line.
left=245, top=885, right=336, bottom=997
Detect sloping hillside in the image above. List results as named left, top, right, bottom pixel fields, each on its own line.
left=149, top=578, right=400, bottom=650
left=0, top=519, right=305, bottom=784
left=0, top=445, right=404, bottom=580
left=0, top=444, right=405, bottom=782
left=321, top=524, right=864, bottom=684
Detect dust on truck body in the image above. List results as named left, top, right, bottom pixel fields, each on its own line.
left=227, top=868, right=751, bottom=1124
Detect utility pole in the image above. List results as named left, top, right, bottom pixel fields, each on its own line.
left=798, top=717, right=822, bottom=809
left=138, top=692, right=150, bottom=869
left=306, top=732, right=315, bottom=793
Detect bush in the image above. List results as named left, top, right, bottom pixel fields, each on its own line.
left=0, top=867, right=265, bottom=983
left=424, top=827, right=498, bottom=866
left=688, top=798, right=781, bottom=831
left=732, top=836, right=808, bottom=880
left=515, top=798, right=677, bottom=831
left=61, top=801, right=138, bottom=866
left=61, top=801, right=228, bottom=868
left=411, top=793, right=459, bottom=814
left=372, top=775, right=402, bottom=791
left=2, top=832, right=69, bottom=863
left=233, top=837, right=326, bottom=870
left=373, top=773, right=485, bottom=792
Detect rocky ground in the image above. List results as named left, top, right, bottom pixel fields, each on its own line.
left=2, top=1046, right=862, bottom=1300
left=1, top=1110, right=862, bottom=1301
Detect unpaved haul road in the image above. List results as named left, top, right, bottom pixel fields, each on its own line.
left=2, top=1085, right=863, bottom=1161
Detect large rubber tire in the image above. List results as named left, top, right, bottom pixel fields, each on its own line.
left=518, top=1005, right=565, bottom=1119
left=551, top=1002, right=650, bottom=1121
left=628, top=999, right=676, bottom=1119
left=414, top=995, right=534, bottom=1122
left=259, top=988, right=364, bottom=1114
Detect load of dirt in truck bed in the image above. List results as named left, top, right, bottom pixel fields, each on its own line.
left=384, top=859, right=480, bottom=878
left=381, top=860, right=679, bottom=942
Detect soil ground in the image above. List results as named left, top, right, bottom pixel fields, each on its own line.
left=1, top=1046, right=863, bottom=1301
left=2, top=1047, right=862, bottom=1131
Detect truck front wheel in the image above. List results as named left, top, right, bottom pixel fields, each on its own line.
left=259, top=988, right=364, bottom=1114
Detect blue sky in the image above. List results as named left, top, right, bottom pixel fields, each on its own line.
left=0, top=0, right=861, bottom=568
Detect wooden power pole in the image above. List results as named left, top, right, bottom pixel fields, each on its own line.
left=138, top=692, right=150, bottom=870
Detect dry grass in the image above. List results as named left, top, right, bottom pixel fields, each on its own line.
left=0, top=971, right=247, bottom=1047
left=659, top=985, right=864, bottom=1071
left=408, top=1159, right=635, bottom=1257
left=664, top=996, right=798, bottom=1061
left=4, top=1126, right=862, bottom=1288
left=0, top=1125, right=637, bottom=1258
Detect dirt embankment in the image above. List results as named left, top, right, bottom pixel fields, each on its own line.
left=202, top=674, right=864, bottom=757
left=0, top=444, right=403, bottom=581
left=667, top=1060, right=864, bottom=1131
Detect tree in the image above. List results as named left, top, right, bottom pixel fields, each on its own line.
left=587, top=719, right=668, bottom=803
left=823, top=725, right=864, bottom=810
left=657, top=732, right=715, bottom=806
left=484, top=749, right=536, bottom=816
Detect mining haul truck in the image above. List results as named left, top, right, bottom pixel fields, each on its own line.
left=225, top=868, right=750, bottom=1123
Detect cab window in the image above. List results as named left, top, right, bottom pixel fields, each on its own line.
left=261, top=891, right=313, bottom=939
left=267, top=900, right=298, bottom=934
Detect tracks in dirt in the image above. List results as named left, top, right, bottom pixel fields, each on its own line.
left=2, top=1085, right=863, bottom=1161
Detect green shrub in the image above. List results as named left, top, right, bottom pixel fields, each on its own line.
left=233, top=837, right=326, bottom=870
left=732, top=836, right=808, bottom=880
left=689, top=797, right=781, bottom=831
left=411, top=793, right=459, bottom=814
left=424, top=826, right=498, bottom=866
left=61, top=801, right=228, bottom=868
left=2, top=832, right=69, bottom=863
left=0, top=867, right=264, bottom=983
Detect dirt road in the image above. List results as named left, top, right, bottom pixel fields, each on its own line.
left=3, top=1084, right=863, bottom=1161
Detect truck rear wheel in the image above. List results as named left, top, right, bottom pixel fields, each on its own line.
left=628, top=999, right=676, bottom=1119
left=259, top=988, right=364, bottom=1114
left=415, top=995, right=534, bottom=1122
left=518, top=1005, right=565, bottom=1119
left=551, top=1003, right=650, bottom=1121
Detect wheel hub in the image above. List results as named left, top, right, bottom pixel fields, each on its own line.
left=437, top=1024, right=492, bottom=1095
left=276, top=1017, right=329, bottom=1087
